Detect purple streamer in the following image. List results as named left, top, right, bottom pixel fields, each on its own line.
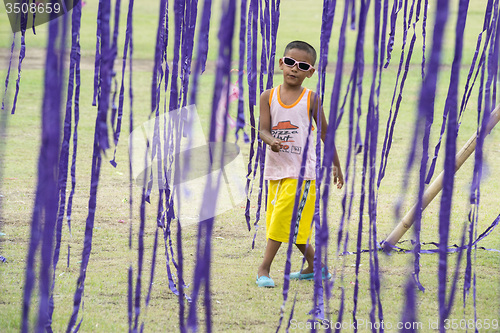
left=21, top=14, right=64, bottom=333
left=235, top=0, right=248, bottom=142
left=126, top=1, right=135, bottom=331
left=11, top=32, right=26, bottom=115
left=266, top=0, right=280, bottom=90
left=179, top=0, right=199, bottom=108
left=1, top=35, right=16, bottom=112
left=377, top=0, right=422, bottom=188
left=169, top=1, right=189, bottom=330
left=92, top=0, right=103, bottom=107
left=275, top=108, right=315, bottom=333
left=187, top=2, right=236, bottom=331
left=244, top=0, right=259, bottom=233
left=399, top=277, right=417, bottom=332
left=48, top=3, right=82, bottom=330
left=67, top=0, right=114, bottom=330
left=421, top=0, right=427, bottom=78
left=437, top=0, right=468, bottom=327
left=428, top=0, right=493, bottom=183
left=410, top=0, right=448, bottom=300
left=384, top=0, right=403, bottom=68
left=308, top=0, right=336, bottom=328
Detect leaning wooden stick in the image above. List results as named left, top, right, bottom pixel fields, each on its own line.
left=382, top=103, right=500, bottom=251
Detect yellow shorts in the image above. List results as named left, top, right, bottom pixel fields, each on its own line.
left=266, top=178, right=316, bottom=244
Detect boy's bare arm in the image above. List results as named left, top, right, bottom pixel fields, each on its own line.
left=259, top=90, right=282, bottom=152
left=311, top=92, right=344, bottom=189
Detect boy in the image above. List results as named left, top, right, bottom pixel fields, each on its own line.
left=256, top=41, right=344, bottom=288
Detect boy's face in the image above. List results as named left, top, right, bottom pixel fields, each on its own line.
left=279, top=48, right=315, bottom=87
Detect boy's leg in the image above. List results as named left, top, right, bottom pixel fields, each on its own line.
left=258, top=238, right=282, bottom=278
left=294, top=243, right=315, bottom=274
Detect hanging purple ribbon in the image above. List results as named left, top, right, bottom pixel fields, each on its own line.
left=266, top=0, right=280, bottom=90
left=187, top=2, right=236, bottom=332
left=409, top=0, right=448, bottom=306
left=378, top=0, right=422, bottom=188
left=92, top=0, right=103, bottom=107
left=21, top=13, right=65, bottom=333
left=384, top=0, right=403, bottom=68
left=67, top=0, right=114, bottom=330
left=436, top=0, right=469, bottom=327
left=235, top=0, right=248, bottom=143
left=47, top=3, right=82, bottom=330
left=1, top=34, right=16, bottom=112
left=11, top=32, right=27, bottom=115
left=420, top=0, right=428, bottom=77
left=427, top=0, right=493, bottom=183
left=304, top=0, right=336, bottom=329
left=399, top=277, right=417, bottom=332
left=244, top=0, right=259, bottom=232
left=464, top=1, right=499, bottom=315
left=179, top=0, right=199, bottom=108
left=275, top=107, right=315, bottom=333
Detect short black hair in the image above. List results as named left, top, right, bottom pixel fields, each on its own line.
left=284, top=41, right=317, bottom=65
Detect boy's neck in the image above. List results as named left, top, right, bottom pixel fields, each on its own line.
left=280, top=82, right=303, bottom=92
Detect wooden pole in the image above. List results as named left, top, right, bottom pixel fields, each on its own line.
left=382, top=104, right=500, bottom=251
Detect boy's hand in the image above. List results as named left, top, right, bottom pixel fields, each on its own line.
left=333, top=166, right=344, bottom=189
left=270, top=138, right=282, bottom=152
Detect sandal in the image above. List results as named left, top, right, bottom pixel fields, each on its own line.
left=289, top=267, right=332, bottom=280
left=256, top=275, right=275, bottom=288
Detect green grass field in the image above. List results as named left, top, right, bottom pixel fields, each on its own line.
left=1, top=0, right=499, bottom=332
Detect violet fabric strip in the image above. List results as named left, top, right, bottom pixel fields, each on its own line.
left=96, top=0, right=112, bottom=152
left=185, top=0, right=217, bottom=329
left=258, top=0, right=268, bottom=95
left=413, top=0, right=449, bottom=299
left=92, top=0, right=103, bottom=107
left=169, top=0, right=187, bottom=330
left=367, top=0, right=385, bottom=329
left=111, top=0, right=134, bottom=168
left=252, top=0, right=268, bottom=233
left=179, top=0, right=199, bottom=109
left=67, top=0, right=114, bottom=330
left=384, top=0, right=402, bottom=68
left=66, top=4, right=83, bottom=259
left=340, top=2, right=366, bottom=330
left=378, top=0, right=422, bottom=188
left=438, top=0, right=468, bottom=326
left=189, top=0, right=212, bottom=107
left=126, top=0, right=135, bottom=330
left=253, top=0, right=269, bottom=232
left=310, top=0, right=336, bottom=328
left=48, top=3, right=82, bottom=329
left=458, top=0, right=494, bottom=126
left=399, top=277, right=417, bottom=332
left=108, top=0, right=122, bottom=166
left=133, top=173, right=148, bottom=331
left=244, top=0, right=259, bottom=232
left=266, top=0, right=280, bottom=90
left=427, top=0, right=492, bottom=183
left=420, top=0, right=427, bottom=78
left=11, top=32, right=26, bottom=115
left=1, top=34, right=16, bottom=112
left=10, top=10, right=28, bottom=115
left=464, top=1, right=498, bottom=307
left=187, top=2, right=236, bottom=331
left=275, top=112, right=314, bottom=333
left=141, top=0, right=170, bottom=324
left=235, top=0, right=247, bottom=143
left=21, top=15, right=63, bottom=333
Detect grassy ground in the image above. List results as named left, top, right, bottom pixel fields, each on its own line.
left=1, top=0, right=499, bottom=332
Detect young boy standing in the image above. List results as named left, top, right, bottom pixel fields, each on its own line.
left=256, top=41, right=344, bottom=288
